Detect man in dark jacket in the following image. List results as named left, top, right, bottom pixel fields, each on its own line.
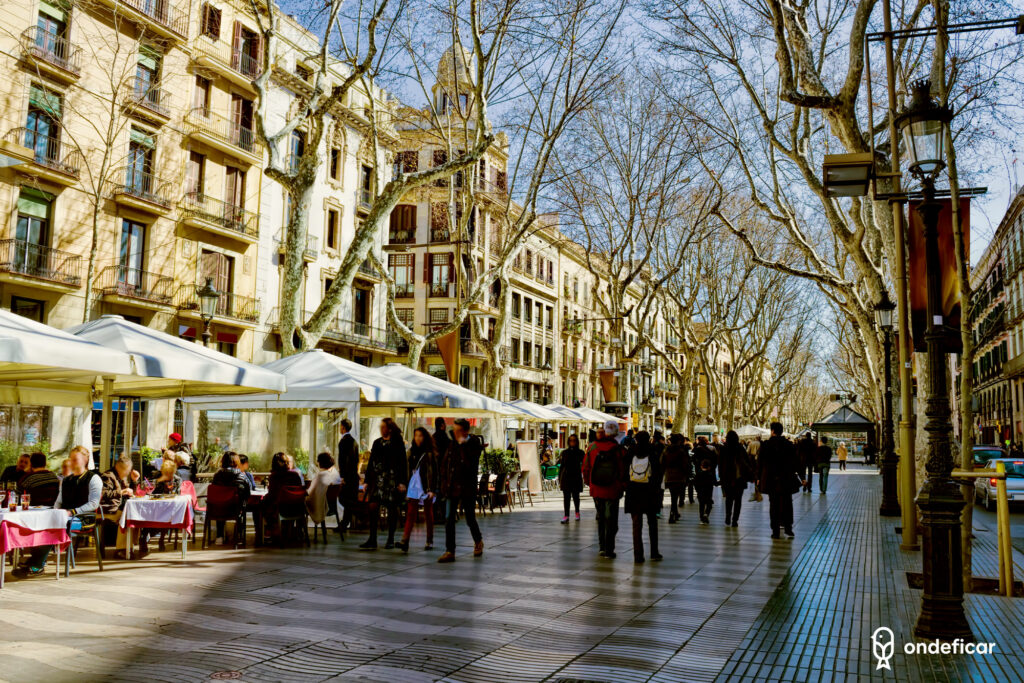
left=583, top=420, right=628, bottom=559
left=336, top=418, right=359, bottom=533
left=815, top=436, right=833, bottom=494
left=758, top=422, right=800, bottom=539
left=437, top=418, right=483, bottom=563
left=795, top=433, right=816, bottom=493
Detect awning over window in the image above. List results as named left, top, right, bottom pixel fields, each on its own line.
left=29, top=84, right=61, bottom=117
left=138, top=44, right=161, bottom=71
left=39, top=0, right=69, bottom=23
left=17, top=187, right=53, bottom=219
left=130, top=127, right=155, bottom=149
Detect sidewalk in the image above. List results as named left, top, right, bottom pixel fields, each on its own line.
left=0, top=472, right=1020, bottom=682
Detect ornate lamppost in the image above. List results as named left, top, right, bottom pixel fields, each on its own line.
left=896, top=79, right=972, bottom=641
left=875, top=293, right=900, bottom=516
left=196, top=276, right=219, bottom=347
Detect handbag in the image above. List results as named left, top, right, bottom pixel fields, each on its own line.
left=789, top=472, right=803, bottom=495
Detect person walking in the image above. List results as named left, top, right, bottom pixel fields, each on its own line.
left=583, top=419, right=628, bottom=559
left=815, top=436, right=833, bottom=494
left=360, top=418, right=407, bottom=550
left=662, top=434, right=689, bottom=523
left=720, top=430, right=755, bottom=527
left=691, top=436, right=718, bottom=524
left=625, top=431, right=662, bottom=564
left=746, top=436, right=763, bottom=502
left=336, top=418, right=359, bottom=535
left=397, top=427, right=437, bottom=552
left=836, top=441, right=848, bottom=471
left=559, top=434, right=585, bottom=523
left=437, top=418, right=484, bottom=562
left=758, top=422, right=800, bottom=539
left=796, top=432, right=816, bottom=493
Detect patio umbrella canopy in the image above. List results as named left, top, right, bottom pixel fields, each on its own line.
left=375, top=364, right=523, bottom=417
left=571, top=405, right=621, bottom=424
left=543, top=404, right=590, bottom=424
left=183, top=350, right=445, bottom=411
left=507, top=399, right=564, bottom=423
left=66, top=315, right=285, bottom=398
left=0, top=308, right=134, bottom=406
left=735, top=425, right=770, bottom=439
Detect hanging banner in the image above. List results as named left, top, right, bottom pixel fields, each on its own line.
left=598, top=369, right=618, bottom=403
left=908, top=198, right=969, bottom=353
left=436, top=328, right=460, bottom=383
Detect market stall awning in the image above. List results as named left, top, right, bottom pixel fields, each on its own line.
left=543, top=404, right=590, bottom=423
left=375, top=364, right=523, bottom=416
left=811, top=404, right=875, bottom=433
left=735, top=425, right=770, bottom=439
left=507, top=399, right=564, bottom=422
left=66, top=315, right=285, bottom=399
left=573, top=405, right=622, bottom=423
left=183, top=349, right=445, bottom=410
left=0, top=309, right=134, bottom=406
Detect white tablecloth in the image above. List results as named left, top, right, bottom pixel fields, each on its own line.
left=0, top=508, right=69, bottom=532
left=120, top=496, right=191, bottom=528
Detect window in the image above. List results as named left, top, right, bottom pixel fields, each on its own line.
left=546, top=305, right=553, bottom=329
left=511, top=338, right=520, bottom=363
left=534, top=344, right=542, bottom=368
left=429, top=308, right=449, bottom=332
left=225, top=165, right=245, bottom=211
left=429, top=252, right=453, bottom=296
left=326, top=209, right=339, bottom=250
left=524, top=297, right=533, bottom=323
left=535, top=301, right=543, bottom=325
left=433, top=149, right=448, bottom=186
left=216, top=332, right=237, bottom=357
left=430, top=203, right=449, bottom=241
left=545, top=346, right=552, bottom=366
left=323, top=276, right=333, bottom=295
left=126, top=127, right=155, bottom=193
left=193, top=75, right=211, bottom=114
left=118, top=220, right=146, bottom=285
left=360, top=165, right=373, bottom=204
left=289, top=130, right=305, bottom=169
left=509, top=380, right=519, bottom=400
left=353, top=288, right=371, bottom=329
left=398, top=150, right=418, bottom=173
left=395, top=307, right=414, bottom=329
left=389, top=205, right=416, bottom=243
left=523, top=342, right=532, bottom=366
left=428, top=364, right=447, bottom=379
left=35, top=1, right=68, bottom=56
left=329, top=148, right=340, bottom=180
left=185, top=151, right=205, bottom=197
left=135, top=45, right=162, bottom=104
left=200, top=249, right=233, bottom=315
left=14, top=188, right=51, bottom=276
left=388, top=253, right=414, bottom=297
left=295, top=64, right=312, bottom=81
left=525, top=249, right=533, bottom=272
left=231, top=21, right=262, bottom=78
left=512, top=292, right=521, bottom=319
left=11, top=296, right=45, bottom=323
left=25, top=84, right=61, bottom=163
left=200, top=2, right=221, bottom=39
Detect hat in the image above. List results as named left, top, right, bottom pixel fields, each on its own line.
left=603, top=420, right=619, bottom=437
left=169, top=432, right=183, bottom=443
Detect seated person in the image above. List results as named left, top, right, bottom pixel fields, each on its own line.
left=238, top=454, right=257, bottom=488
left=17, top=452, right=60, bottom=506
left=100, top=456, right=141, bottom=559
left=210, top=452, right=251, bottom=545
left=306, top=452, right=341, bottom=526
left=14, top=446, right=100, bottom=578
left=1, top=453, right=31, bottom=488
left=174, top=452, right=193, bottom=483
left=59, top=458, right=72, bottom=481
left=138, top=460, right=182, bottom=557
left=262, top=452, right=304, bottom=541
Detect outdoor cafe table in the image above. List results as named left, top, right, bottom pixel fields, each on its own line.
left=121, top=495, right=193, bottom=560
left=0, top=507, right=69, bottom=587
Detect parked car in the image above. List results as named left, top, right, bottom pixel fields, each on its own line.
left=974, top=458, right=1024, bottom=511
left=973, top=445, right=1007, bottom=467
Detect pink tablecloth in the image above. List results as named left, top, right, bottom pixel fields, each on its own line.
left=120, top=496, right=194, bottom=531
left=0, top=508, right=70, bottom=554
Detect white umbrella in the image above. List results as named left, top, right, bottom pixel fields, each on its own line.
left=507, top=399, right=564, bottom=423
left=735, top=425, right=770, bottom=439
left=543, top=404, right=590, bottom=424
left=572, top=405, right=622, bottom=424
left=0, top=309, right=133, bottom=406
left=376, top=364, right=524, bottom=416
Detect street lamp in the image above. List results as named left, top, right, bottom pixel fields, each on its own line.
left=196, top=276, right=219, bottom=347
left=875, top=293, right=899, bottom=517
left=896, top=78, right=971, bottom=642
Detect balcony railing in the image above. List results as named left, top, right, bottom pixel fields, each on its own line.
left=429, top=282, right=454, bottom=297
left=359, top=187, right=372, bottom=208
left=21, top=27, right=81, bottom=76
left=98, top=264, right=174, bottom=304
left=274, top=230, right=318, bottom=259
left=177, top=285, right=260, bottom=323
left=388, top=229, right=415, bottom=244
left=185, top=108, right=261, bottom=157
left=8, top=128, right=82, bottom=177
left=110, top=166, right=173, bottom=208
left=358, top=258, right=379, bottom=278
left=394, top=282, right=415, bottom=298
left=123, top=76, right=171, bottom=119
left=181, top=192, right=259, bottom=238
left=118, top=0, right=188, bottom=37
left=231, top=47, right=262, bottom=79
left=430, top=228, right=449, bottom=243
left=0, top=238, right=82, bottom=286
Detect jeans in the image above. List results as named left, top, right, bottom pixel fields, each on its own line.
left=724, top=485, right=743, bottom=523
left=593, top=497, right=620, bottom=554
left=563, top=491, right=580, bottom=516
left=768, top=492, right=793, bottom=534
left=818, top=466, right=830, bottom=493
left=631, top=511, right=658, bottom=560
left=801, top=465, right=813, bottom=491
left=444, top=496, right=481, bottom=553
left=403, top=497, right=434, bottom=545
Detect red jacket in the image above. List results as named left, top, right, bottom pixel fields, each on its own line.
left=583, top=437, right=627, bottom=499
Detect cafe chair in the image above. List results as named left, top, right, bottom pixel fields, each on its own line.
left=277, top=485, right=310, bottom=548
left=65, top=512, right=104, bottom=577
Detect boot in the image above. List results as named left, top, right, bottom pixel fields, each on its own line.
left=473, top=540, right=484, bottom=557
left=438, top=551, right=456, bottom=563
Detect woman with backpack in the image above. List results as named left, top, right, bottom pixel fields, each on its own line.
left=719, top=430, right=754, bottom=527
left=396, top=427, right=438, bottom=552
left=559, top=433, right=585, bottom=523
left=624, top=431, right=662, bottom=564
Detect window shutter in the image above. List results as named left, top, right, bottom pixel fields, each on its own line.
left=138, top=45, right=161, bottom=71
left=448, top=253, right=455, bottom=283
left=29, top=84, right=61, bottom=117
left=39, top=0, right=68, bottom=23
left=232, top=20, right=242, bottom=52
left=423, top=253, right=430, bottom=284
left=210, top=6, right=221, bottom=38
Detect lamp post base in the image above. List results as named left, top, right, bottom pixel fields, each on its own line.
left=913, top=477, right=973, bottom=642
left=879, top=452, right=901, bottom=516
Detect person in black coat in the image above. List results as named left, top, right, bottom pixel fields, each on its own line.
left=336, top=418, right=360, bottom=533
left=437, top=418, right=484, bottom=563
left=360, top=418, right=407, bottom=550
left=691, top=437, right=718, bottom=524
left=624, top=431, right=662, bottom=564
left=211, top=452, right=251, bottom=543
left=662, top=434, right=689, bottom=523
left=795, top=433, right=816, bottom=493
left=558, top=433, right=585, bottom=523
left=719, top=430, right=754, bottom=527
left=758, top=422, right=800, bottom=539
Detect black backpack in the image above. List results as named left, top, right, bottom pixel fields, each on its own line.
left=591, top=447, right=619, bottom=486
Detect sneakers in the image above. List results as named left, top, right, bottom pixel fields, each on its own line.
left=560, top=516, right=569, bottom=524
left=12, top=565, right=45, bottom=578
left=437, top=551, right=456, bottom=563
left=473, top=540, right=484, bottom=557
left=575, top=512, right=580, bottom=522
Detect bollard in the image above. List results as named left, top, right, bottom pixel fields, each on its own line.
left=996, top=461, right=1015, bottom=597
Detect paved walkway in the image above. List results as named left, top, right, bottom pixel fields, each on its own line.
left=1, top=471, right=1022, bottom=682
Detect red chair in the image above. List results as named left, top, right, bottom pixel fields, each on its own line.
left=173, top=480, right=201, bottom=550
left=277, top=485, right=310, bottom=547
left=202, top=484, right=245, bottom=549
